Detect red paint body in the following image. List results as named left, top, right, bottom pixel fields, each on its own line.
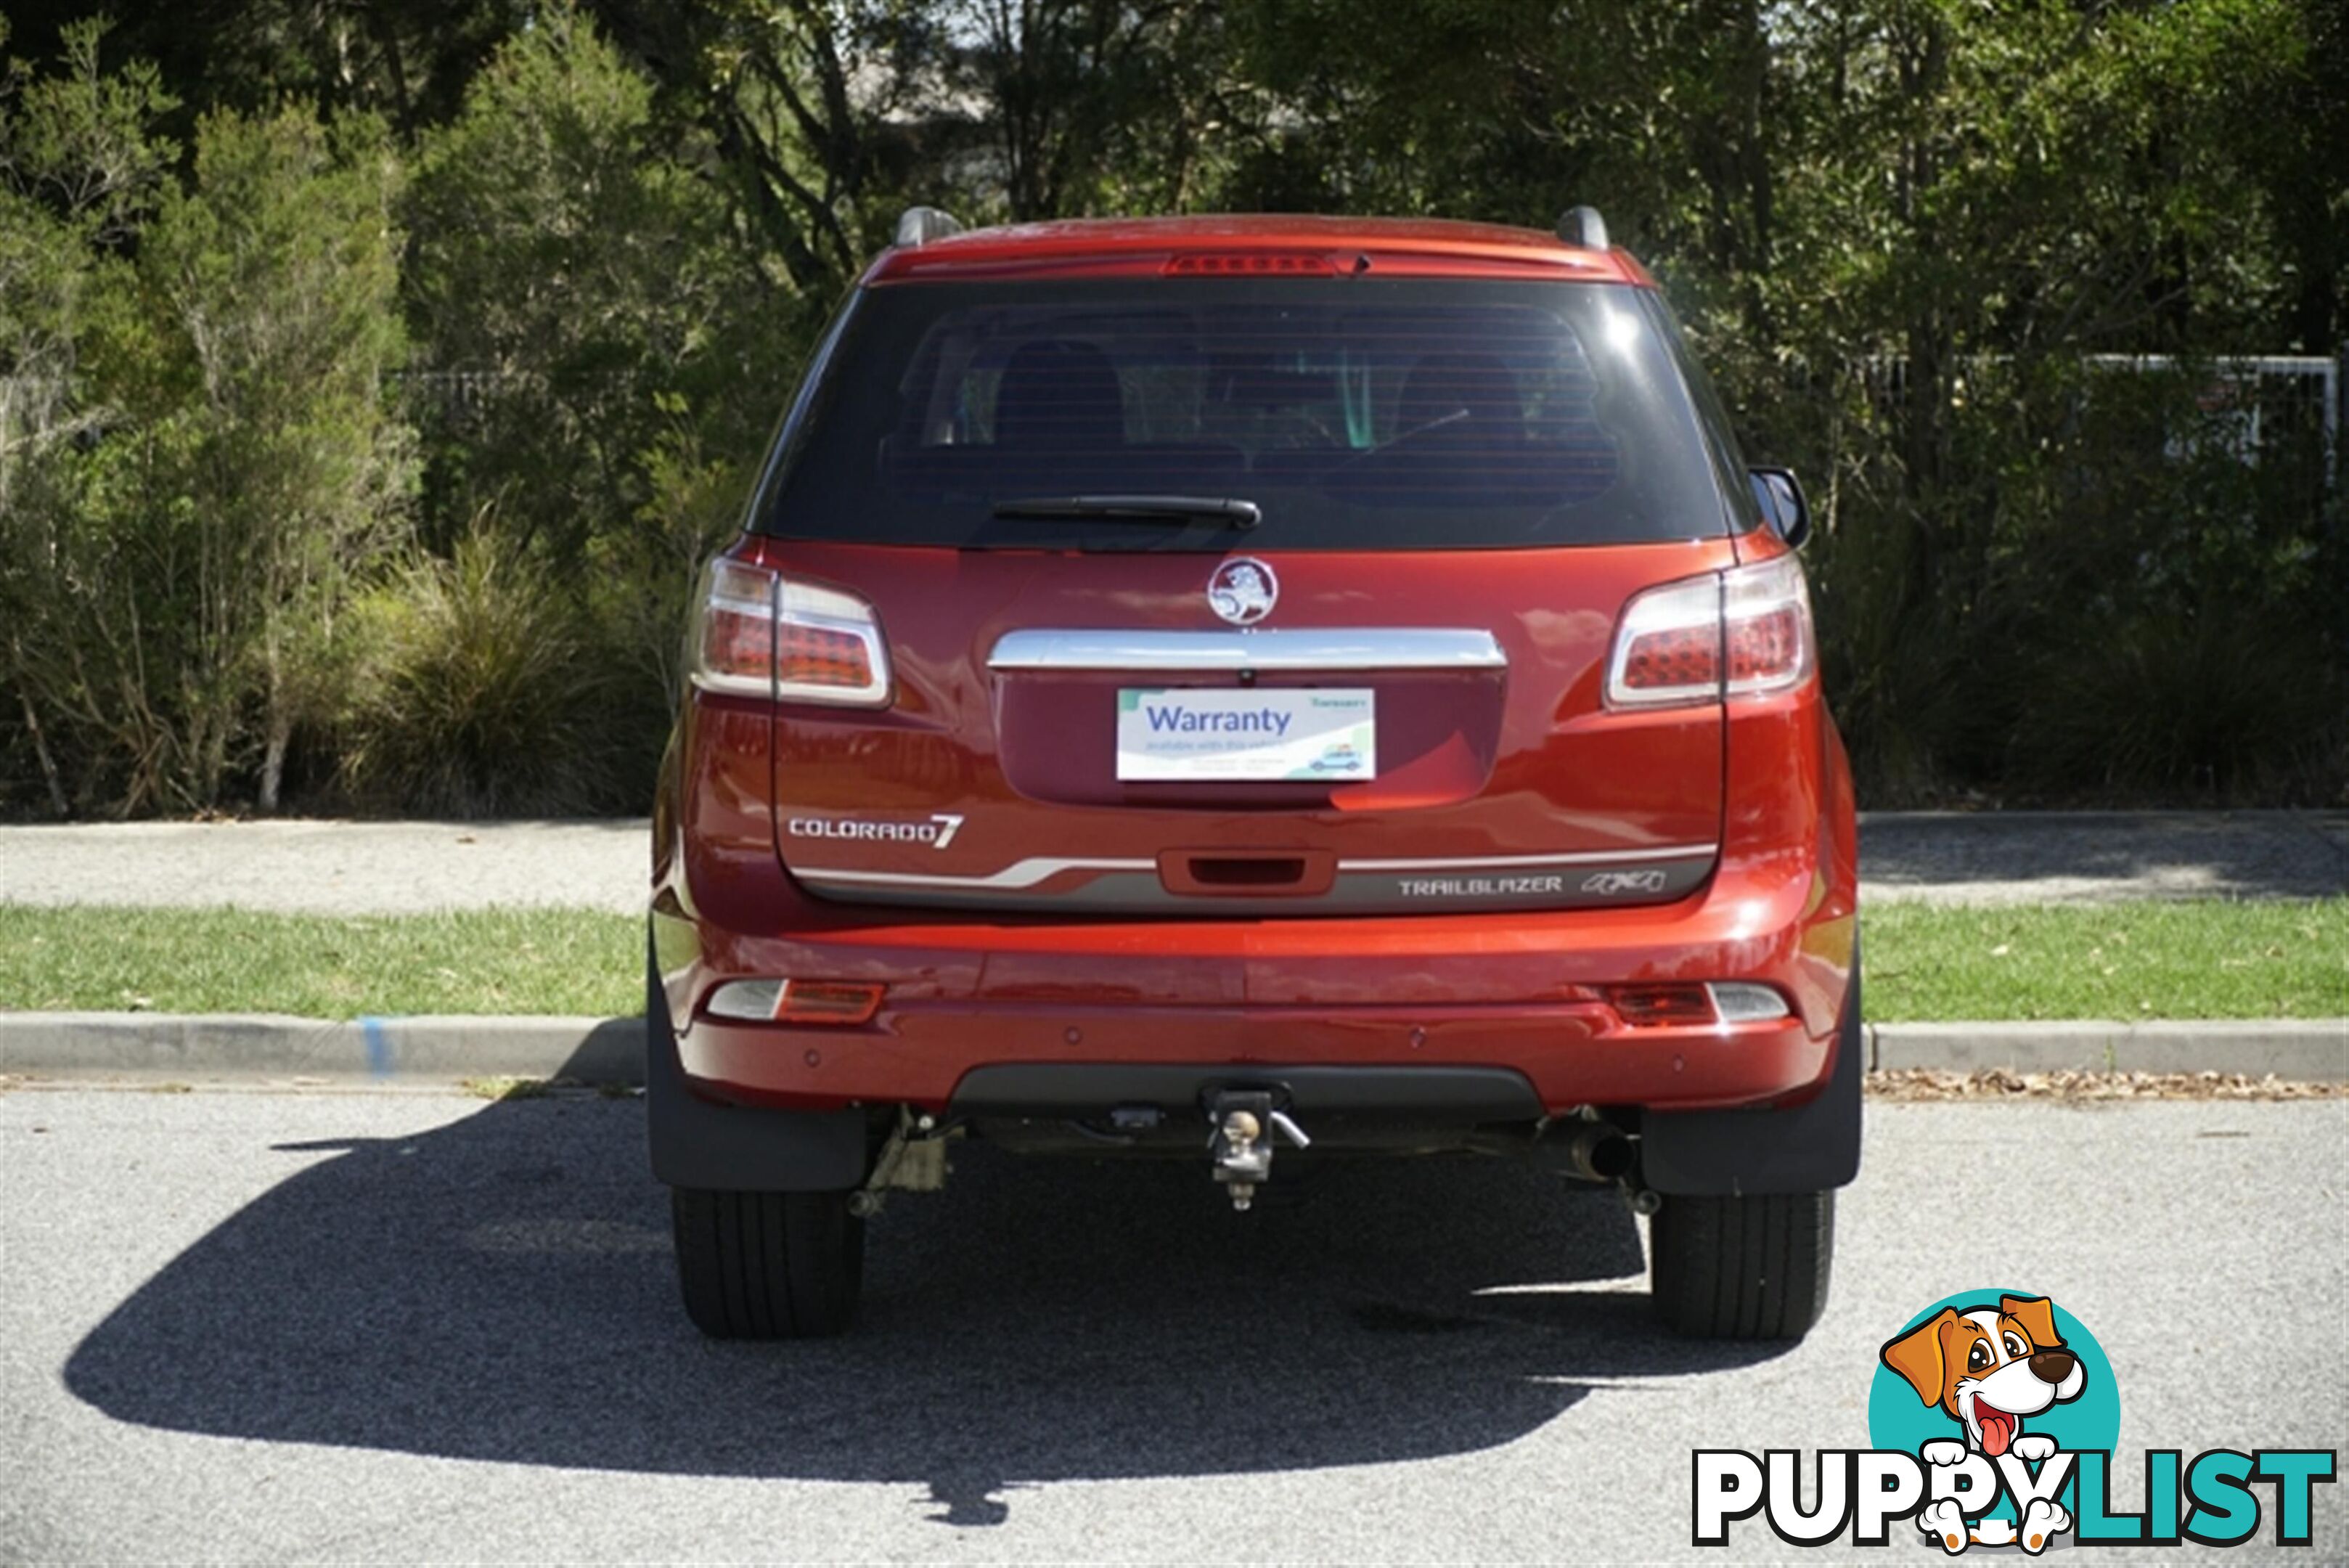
left=651, top=216, right=1857, bottom=1125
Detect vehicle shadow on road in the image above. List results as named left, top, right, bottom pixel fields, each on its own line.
left=65, top=1094, right=1792, bottom=1525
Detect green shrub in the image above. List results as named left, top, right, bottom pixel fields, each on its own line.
left=571, top=423, right=760, bottom=810
left=2005, top=598, right=2345, bottom=803
left=1797, top=353, right=2347, bottom=808
left=337, top=529, right=622, bottom=816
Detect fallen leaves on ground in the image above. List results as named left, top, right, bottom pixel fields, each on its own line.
left=1868, top=1069, right=2347, bottom=1101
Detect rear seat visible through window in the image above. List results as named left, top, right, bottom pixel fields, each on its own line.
left=769, top=279, right=1729, bottom=550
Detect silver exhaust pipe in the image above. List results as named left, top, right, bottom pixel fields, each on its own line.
left=1565, top=1123, right=1635, bottom=1183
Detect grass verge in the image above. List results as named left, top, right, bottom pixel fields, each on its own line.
left=1861, top=899, right=2347, bottom=1021
left=0, top=905, right=639, bottom=1018
left=0, top=899, right=2341, bottom=1021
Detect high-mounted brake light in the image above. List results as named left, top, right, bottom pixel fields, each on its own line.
left=1604, top=553, right=1815, bottom=709
left=1164, top=252, right=1339, bottom=277
left=688, top=555, right=893, bottom=706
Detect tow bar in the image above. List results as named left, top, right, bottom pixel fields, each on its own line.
left=1206, top=1089, right=1311, bottom=1211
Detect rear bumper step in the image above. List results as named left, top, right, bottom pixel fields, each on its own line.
left=948, top=1062, right=1544, bottom=1122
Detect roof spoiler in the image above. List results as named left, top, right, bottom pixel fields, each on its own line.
left=1556, top=205, right=1609, bottom=250
left=894, top=206, right=966, bottom=248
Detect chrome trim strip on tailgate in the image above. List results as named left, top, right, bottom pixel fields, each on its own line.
left=1344, top=847, right=1713, bottom=871
left=791, top=844, right=1716, bottom=893
left=795, top=857, right=1157, bottom=891
left=987, top=628, right=1507, bottom=673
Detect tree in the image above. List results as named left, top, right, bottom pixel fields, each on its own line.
left=131, top=105, right=416, bottom=809
left=0, top=17, right=175, bottom=814
left=5, top=0, right=2342, bottom=814
left=1, top=0, right=531, bottom=140
left=404, top=3, right=783, bottom=565
left=1, top=52, right=415, bottom=815
left=587, top=0, right=909, bottom=298
left=948, top=0, right=1238, bottom=219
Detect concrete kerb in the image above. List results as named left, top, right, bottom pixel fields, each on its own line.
left=0, top=1013, right=644, bottom=1085
left=1870, top=1018, right=2349, bottom=1078
left=2, top=1013, right=2344, bottom=1084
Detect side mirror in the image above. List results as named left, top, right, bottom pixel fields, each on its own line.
left=1748, top=465, right=1810, bottom=550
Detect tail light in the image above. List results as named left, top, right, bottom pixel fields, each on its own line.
left=1609, top=984, right=1716, bottom=1026
left=1608, top=982, right=1791, bottom=1027
left=706, top=979, right=887, bottom=1025
left=687, top=555, right=892, bottom=706
left=1605, top=552, right=1815, bottom=709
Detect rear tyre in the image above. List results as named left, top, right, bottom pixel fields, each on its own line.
left=671, top=1187, right=865, bottom=1339
left=1649, top=1188, right=1834, bottom=1339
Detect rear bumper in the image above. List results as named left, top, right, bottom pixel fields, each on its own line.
left=684, top=998, right=1828, bottom=1116
left=653, top=843, right=1857, bottom=1118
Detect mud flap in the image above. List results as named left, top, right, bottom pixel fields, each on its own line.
left=1638, top=944, right=1863, bottom=1197
left=644, top=939, right=870, bottom=1192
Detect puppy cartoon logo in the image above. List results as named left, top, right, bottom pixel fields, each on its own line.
left=1692, top=1287, right=2337, bottom=1552
left=1882, top=1294, right=2088, bottom=1552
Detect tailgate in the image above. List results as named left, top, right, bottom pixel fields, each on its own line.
left=764, top=538, right=1728, bottom=915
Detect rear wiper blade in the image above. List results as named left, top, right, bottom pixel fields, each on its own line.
left=990, top=494, right=1261, bottom=529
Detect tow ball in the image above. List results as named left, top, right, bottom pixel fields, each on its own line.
left=1206, top=1089, right=1310, bottom=1212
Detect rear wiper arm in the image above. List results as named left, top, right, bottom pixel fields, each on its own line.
left=990, top=494, right=1261, bottom=529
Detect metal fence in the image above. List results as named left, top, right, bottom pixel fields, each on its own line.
left=393, top=352, right=2344, bottom=492
left=2081, top=355, right=2340, bottom=491
left=1850, top=351, right=2342, bottom=497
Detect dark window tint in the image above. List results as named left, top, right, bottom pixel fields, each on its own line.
left=1638, top=290, right=1765, bottom=532
left=764, top=279, right=1731, bottom=550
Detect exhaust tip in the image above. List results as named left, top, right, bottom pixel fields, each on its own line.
left=1566, top=1123, right=1635, bottom=1183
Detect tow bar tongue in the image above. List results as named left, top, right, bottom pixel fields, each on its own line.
left=1206, top=1089, right=1310, bottom=1212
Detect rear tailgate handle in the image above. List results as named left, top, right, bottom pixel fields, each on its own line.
left=1157, top=849, right=1337, bottom=897
left=989, top=628, right=1506, bottom=673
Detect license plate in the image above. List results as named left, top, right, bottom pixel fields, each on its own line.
left=1116, top=688, right=1376, bottom=782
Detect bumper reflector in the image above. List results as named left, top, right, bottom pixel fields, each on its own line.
left=1707, top=982, right=1792, bottom=1023
left=705, top=979, right=886, bottom=1025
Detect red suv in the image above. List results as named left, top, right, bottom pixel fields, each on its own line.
left=647, top=209, right=1860, bottom=1342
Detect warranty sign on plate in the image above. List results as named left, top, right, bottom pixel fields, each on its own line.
left=1116, top=688, right=1376, bottom=782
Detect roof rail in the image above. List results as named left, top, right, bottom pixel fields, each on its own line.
left=894, top=206, right=966, bottom=248
left=1556, top=205, right=1609, bottom=250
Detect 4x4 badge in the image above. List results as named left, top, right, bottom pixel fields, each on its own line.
left=1207, top=557, right=1278, bottom=626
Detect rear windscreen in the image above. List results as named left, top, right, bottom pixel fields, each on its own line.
left=761, top=278, right=1731, bottom=550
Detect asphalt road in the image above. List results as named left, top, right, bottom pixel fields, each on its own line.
left=1, top=811, right=2343, bottom=915
left=3, top=1087, right=2342, bottom=1563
